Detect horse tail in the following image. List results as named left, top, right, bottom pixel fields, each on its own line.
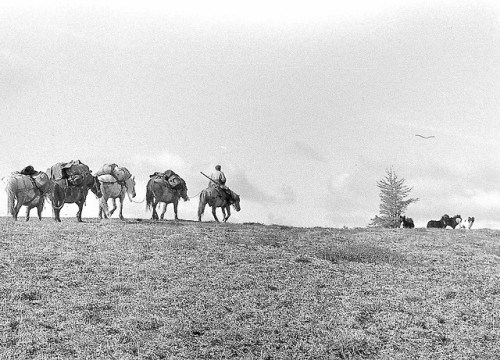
left=197, top=189, right=207, bottom=219
left=38, top=193, right=46, bottom=209
left=145, top=180, right=154, bottom=211
left=5, top=177, right=17, bottom=215
left=50, top=182, right=66, bottom=210
left=40, top=182, right=51, bottom=209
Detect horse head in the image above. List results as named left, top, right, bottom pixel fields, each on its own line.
left=230, top=191, right=241, bottom=212
left=125, top=176, right=137, bottom=200
left=177, top=179, right=189, bottom=201
left=91, top=175, right=103, bottom=198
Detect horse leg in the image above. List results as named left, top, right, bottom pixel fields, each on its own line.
left=25, top=205, right=32, bottom=221
left=13, top=200, right=23, bottom=221
left=101, top=194, right=112, bottom=218
left=109, top=198, right=117, bottom=217
left=173, top=200, right=179, bottom=221
left=160, top=203, right=167, bottom=220
left=118, top=196, right=124, bottom=221
left=76, top=201, right=84, bottom=222
left=151, top=200, right=159, bottom=220
left=223, top=206, right=231, bottom=222
left=98, top=197, right=105, bottom=219
left=212, top=206, right=220, bottom=222
left=53, top=206, right=61, bottom=222
left=37, top=200, right=43, bottom=220
left=98, top=199, right=104, bottom=219
left=98, top=191, right=109, bottom=219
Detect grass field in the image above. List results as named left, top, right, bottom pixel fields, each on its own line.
left=1, top=217, right=499, bottom=359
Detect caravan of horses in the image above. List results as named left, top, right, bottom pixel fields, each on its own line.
left=5, top=162, right=474, bottom=228
left=4, top=162, right=241, bottom=223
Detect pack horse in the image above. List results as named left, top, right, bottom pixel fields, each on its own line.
left=46, top=160, right=102, bottom=222
left=4, top=166, right=51, bottom=221
left=95, top=163, right=137, bottom=220
left=146, top=170, right=189, bottom=220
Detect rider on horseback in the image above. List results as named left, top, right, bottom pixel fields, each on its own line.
left=209, top=165, right=231, bottom=201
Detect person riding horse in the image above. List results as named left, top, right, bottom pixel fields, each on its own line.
left=209, top=165, right=231, bottom=200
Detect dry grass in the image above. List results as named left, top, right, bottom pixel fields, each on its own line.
left=0, top=218, right=500, bottom=359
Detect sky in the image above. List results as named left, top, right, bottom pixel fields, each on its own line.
left=0, top=0, right=499, bottom=228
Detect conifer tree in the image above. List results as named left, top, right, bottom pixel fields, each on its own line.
left=370, top=168, right=419, bottom=228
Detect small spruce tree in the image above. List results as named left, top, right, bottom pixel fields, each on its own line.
left=370, top=168, right=419, bottom=228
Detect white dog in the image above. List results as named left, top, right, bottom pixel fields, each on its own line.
left=459, top=217, right=475, bottom=230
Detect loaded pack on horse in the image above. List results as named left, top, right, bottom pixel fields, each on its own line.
left=95, top=163, right=137, bottom=220
left=146, top=170, right=189, bottom=220
left=198, top=172, right=240, bottom=222
left=46, top=160, right=102, bottom=222
left=4, top=165, right=51, bottom=221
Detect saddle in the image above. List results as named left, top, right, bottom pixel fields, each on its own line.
left=212, top=185, right=232, bottom=203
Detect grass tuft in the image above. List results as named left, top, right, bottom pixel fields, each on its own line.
left=330, top=333, right=382, bottom=359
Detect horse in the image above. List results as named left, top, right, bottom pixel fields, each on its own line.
left=459, top=216, right=475, bottom=230
left=145, top=177, right=189, bottom=220
left=198, top=186, right=240, bottom=222
left=427, top=214, right=450, bottom=229
left=49, top=174, right=102, bottom=222
left=4, top=173, right=49, bottom=221
left=98, top=175, right=137, bottom=220
left=445, top=214, right=462, bottom=229
left=400, top=215, right=415, bottom=229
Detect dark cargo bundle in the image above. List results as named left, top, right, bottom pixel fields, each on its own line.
left=149, top=169, right=185, bottom=191
left=47, top=160, right=91, bottom=187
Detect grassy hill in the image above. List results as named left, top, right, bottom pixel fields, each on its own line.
left=1, top=218, right=499, bottom=359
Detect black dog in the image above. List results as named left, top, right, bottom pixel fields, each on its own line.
left=400, top=215, right=415, bottom=229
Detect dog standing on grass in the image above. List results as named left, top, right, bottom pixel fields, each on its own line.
left=459, top=217, right=475, bottom=230
left=400, top=216, right=415, bottom=229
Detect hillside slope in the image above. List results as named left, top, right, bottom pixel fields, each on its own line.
left=1, top=218, right=499, bottom=359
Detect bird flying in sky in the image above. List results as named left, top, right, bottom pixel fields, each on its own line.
left=415, top=134, right=435, bottom=139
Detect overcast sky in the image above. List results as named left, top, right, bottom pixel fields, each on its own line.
left=1, top=0, right=499, bottom=228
